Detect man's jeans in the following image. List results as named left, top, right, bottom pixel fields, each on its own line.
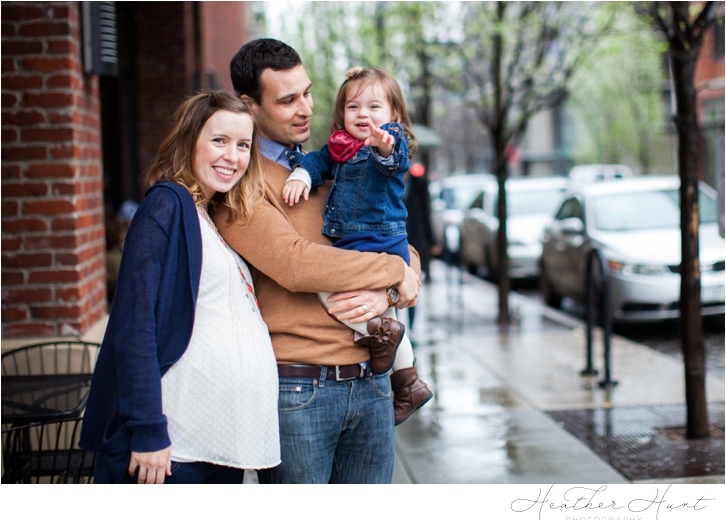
left=257, top=369, right=395, bottom=484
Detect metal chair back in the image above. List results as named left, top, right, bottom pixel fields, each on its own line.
left=2, top=341, right=101, bottom=376
left=2, top=417, right=96, bottom=483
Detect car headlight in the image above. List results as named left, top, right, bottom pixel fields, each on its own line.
left=608, top=260, right=669, bottom=276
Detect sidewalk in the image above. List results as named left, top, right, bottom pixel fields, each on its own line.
left=391, top=260, right=725, bottom=484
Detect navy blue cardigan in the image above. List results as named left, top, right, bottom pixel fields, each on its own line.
left=80, top=182, right=202, bottom=483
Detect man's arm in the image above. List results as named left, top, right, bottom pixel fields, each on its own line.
left=215, top=192, right=411, bottom=294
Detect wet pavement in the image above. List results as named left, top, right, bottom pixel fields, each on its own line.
left=391, top=260, right=725, bottom=484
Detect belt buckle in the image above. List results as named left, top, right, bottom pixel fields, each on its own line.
left=335, top=365, right=364, bottom=381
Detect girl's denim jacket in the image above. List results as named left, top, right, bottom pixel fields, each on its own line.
left=289, top=122, right=410, bottom=238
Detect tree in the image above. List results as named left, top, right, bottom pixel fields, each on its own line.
left=447, top=1, right=614, bottom=325
left=644, top=1, right=721, bottom=440
left=568, top=9, right=667, bottom=172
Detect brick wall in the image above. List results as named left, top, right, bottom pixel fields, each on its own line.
left=134, top=2, right=193, bottom=176
left=2, top=1, right=107, bottom=338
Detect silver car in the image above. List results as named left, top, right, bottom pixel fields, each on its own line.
left=540, top=176, right=725, bottom=322
left=429, top=173, right=494, bottom=257
left=460, top=176, right=567, bottom=279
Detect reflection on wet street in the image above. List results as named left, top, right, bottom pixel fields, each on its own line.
left=391, top=261, right=724, bottom=484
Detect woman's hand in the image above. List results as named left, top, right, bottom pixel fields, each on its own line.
left=129, top=446, right=172, bottom=484
left=327, top=289, right=389, bottom=324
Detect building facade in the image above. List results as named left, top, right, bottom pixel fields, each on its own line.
left=2, top=1, right=259, bottom=340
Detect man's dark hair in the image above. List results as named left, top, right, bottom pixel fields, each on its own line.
left=230, top=38, right=302, bottom=104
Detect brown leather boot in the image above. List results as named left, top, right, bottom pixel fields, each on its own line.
left=390, top=366, right=433, bottom=425
left=354, top=317, right=405, bottom=374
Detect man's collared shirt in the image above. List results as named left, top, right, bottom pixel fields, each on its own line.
left=258, top=136, right=303, bottom=171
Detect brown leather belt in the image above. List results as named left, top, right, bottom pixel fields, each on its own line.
left=277, top=363, right=367, bottom=381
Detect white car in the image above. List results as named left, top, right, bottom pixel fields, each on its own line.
left=540, top=176, right=725, bottom=322
left=460, top=176, right=567, bottom=279
left=429, top=173, right=494, bottom=258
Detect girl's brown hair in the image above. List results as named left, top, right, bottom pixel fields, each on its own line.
left=146, top=90, right=265, bottom=224
left=330, top=67, right=418, bottom=158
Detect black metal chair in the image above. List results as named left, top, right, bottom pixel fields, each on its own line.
left=1, top=341, right=101, bottom=377
left=2, top=417, right=97, bottom=483
left=2, top=341, right=101, bottom=427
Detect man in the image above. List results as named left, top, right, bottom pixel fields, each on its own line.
left=215, top=38, right=421, bottom=484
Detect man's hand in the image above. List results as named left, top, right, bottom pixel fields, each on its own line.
left=129, top=446, right=172, bottom=484
left=327, top=265, right=421, bottom=323
left=396, top=266, right=421, bottom=308
left=364, top=121, right=394, bottom=158
left=282, top=179, right=310, bottom=206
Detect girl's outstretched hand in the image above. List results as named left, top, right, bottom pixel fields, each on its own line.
left=364, top=121, right=394, bottom=158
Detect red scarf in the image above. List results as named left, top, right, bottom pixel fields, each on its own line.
left=328, top=129, right=365, bottom=163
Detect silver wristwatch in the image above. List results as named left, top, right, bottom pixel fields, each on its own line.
left=386, top=286, right=400, bottom=306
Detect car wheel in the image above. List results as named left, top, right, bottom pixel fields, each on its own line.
left=540, top=261, right=562, bottom=308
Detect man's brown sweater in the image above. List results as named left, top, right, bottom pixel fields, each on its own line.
left=216, top=158, right=419, bottom=366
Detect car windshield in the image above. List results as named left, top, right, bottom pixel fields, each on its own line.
left=593, top=187, right=718, bottom=231
left=444, top=185, right=483, bottom=211
left=509, top=188, right=564, bottom=217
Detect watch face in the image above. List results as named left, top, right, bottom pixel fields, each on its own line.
left=389, top=287, right=400, bottom=303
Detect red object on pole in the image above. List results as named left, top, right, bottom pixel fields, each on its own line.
left=410, top=164, right=425, bottom=177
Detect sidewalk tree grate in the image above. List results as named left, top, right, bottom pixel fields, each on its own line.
left=547, top=403, right=724, bottom=480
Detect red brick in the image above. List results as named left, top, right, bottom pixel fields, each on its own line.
left=24, top=235, right=51, bottom=250
left=32, top=305, right=83, bottom=320
left=48, top=110, right=75, bottom=125
left=1, top=109, right=45, bottom=125
left=1, top=5, right=44, bottom=19
left=1, top=252, right=53, bottom=268
left=1, top=57, right=16, bottom=73
left=2, top=22, right=18, bottom=38
left=3, top=322, right=56, bottom=338
left=48, top=234, right=79, bottom=249
left=22, top=92, right=73, bottom=107
left=2, top=200, right=19, bottom=217
left=28, top=269, right=81, bottom=284
left=1, top=39, right=43, bottom=54
left=51, top=183, right=78, bottom=196
left=2, top=307, right=29, bottom=321
left=25, top=163, right=75, bottom=178
left=1, top=74, right=44, bottom=90
left=23, top=127, right=74, bottom=142
left=2, top=164, right=21, bottom=179
left=2, top=287, right=52, bottom=304
left=2, top=128, right=18, bottom=142
left=2, top=92, right=18, bottom=107
left=1, top=272, right=25, bottom=285
left=56, top=287, right=81, bottom=301
left=47, top=39, right=78, bottom=55
left=2, top=217, right=49, bottom=233
left=24, top=199, right=76, bottom=215
left=47, top=73, right=80, bottom=89
left=49, top=144, right=81, bottom=159
left=1, top=237, right=23, bottom=251
left=0, top=182, right=48, bottom=197
left=2, top=146, right=48, bottom=161
left=18, top=22, right=70, bottom=38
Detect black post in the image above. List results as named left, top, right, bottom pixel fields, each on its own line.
left=584, top=248, right=618, bottom=388
left=582, top=249, right=599, bottom=376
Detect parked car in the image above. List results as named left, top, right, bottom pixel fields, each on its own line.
left=540, top=176, right=725, bottom=322
left=460, top=175, right=567, bottom=279
left=567, top=164, right=634, bottom=184
left=429, top=173, right=494, bottom=259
